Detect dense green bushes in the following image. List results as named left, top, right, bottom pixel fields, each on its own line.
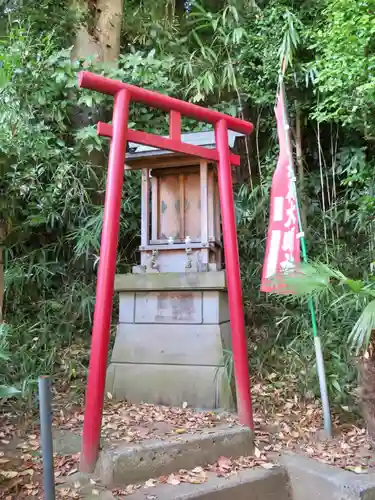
left=0, top=27, right=174, bottom=393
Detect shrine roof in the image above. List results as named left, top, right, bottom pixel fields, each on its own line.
left=126, top=130, right=243, bottom=159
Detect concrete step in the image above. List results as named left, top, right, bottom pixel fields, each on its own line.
left=95, top=425, right=253, bottom=488
left=63, top=450, right=375, bottom=500
left=72, top=467, right=290, bottom=500
left=279, top=453, right=375, bottom=500
left=127, top=467, right=290, bottom=500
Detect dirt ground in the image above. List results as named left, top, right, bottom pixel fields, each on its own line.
left=0, top=376, right=373, bottom=499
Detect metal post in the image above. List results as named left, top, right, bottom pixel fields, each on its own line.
left=279, top=80, right=332, bottom=437
left=38, top=376, right=55, bottom=500
left=80, top=89, right=130, bottom=472
left=215, top=119, right=254, bottom=430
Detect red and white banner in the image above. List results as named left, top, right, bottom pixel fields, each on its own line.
left=260, top=88, right=300, bottom=293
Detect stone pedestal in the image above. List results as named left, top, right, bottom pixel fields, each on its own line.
left=106, top=271, right=235, bottom=409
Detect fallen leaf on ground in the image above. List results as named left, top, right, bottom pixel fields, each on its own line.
left=19, top=469, right=34, bottom=477
left=0, top=470, right=18, bottom=479
left=217, top=456, right=232, bottom=470
left=167, top=474, right=181, bottom=485
left=144, top=478, right=157, bottom=488
left=346, top=465, right=368, bottom=474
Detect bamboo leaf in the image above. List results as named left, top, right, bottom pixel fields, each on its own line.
left=0, top=386, right=21, bottom=399
left=271, top=263, right=332, bottom=296
left=346, top=279, right=365, bottom=293
left=348, top=300, right=375, bottom=354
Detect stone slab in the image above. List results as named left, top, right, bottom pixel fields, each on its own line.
left=95, top=425, right=254, bottom=488
left=118, top=290, right=230, bottom=325
left=53, top=430, right=82, bottom=455
left=106, top=363, right=234, bottom=409
left=202, top=290, right=229, bottom=324
left=114, top=271, right=226, bottom=292
left=134, top=291, right=203, bottom=324
left=119, top=292, right=135, bottom=323
left=111, top=323, right=229, bottom=365
left=279, top=453, right=375, bottom=500
left=129, top=467, right=290, bottom=500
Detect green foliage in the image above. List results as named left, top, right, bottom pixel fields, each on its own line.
left=0, top=324, right=21, bottom=399
left=278, top=9, right=304, bottom=68
left=311, top=0, right=375, bottom=130
left=0, top=23, right=177, bottom=394
left=173, top=2, right=248, bottom=102
left=2, top=0, right=375, bottom=413
left=274, top=262, right=375, bottom=355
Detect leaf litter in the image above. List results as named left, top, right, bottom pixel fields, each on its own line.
left=59, top=400, right=236, bottom=444
left=0, top=376, right=374, bottom=498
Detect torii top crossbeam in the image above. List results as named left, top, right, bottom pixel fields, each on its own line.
left=77, top=70, right=254, bottom=473
left=78, top=71, right=252, bottom=133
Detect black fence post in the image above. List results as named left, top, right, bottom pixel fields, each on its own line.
left=38, top=376, right=56, bottom=500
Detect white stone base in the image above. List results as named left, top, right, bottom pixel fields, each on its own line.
left=106, top=276, right=235, bottom=410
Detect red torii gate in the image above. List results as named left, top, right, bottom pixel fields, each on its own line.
left=77, top=71, right=254, bottom=472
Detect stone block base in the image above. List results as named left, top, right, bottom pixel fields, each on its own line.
left=106, top=272, right=235, bottom=410
left=106, top=363, right=234, bottom=409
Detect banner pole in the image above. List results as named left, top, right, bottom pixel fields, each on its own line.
left=279, top=78, right=332, bottom=437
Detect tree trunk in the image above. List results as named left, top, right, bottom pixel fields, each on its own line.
left=71, top=0, right=123, bottom=132
left=71, top=0, right=123, bottom=64
left=70, top=0, right=123, bottom=191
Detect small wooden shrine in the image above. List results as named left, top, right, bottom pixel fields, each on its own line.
left=106, top=131, right=243, bottom=408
